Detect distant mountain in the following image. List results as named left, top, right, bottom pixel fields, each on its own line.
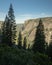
left=21, top=17, right=52, bottom=46
left=16, top=24, right=24, bottom=34
left=0, top=17, right=52, bottom=47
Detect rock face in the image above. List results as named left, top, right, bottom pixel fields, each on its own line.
left=21, top=17, right=52, bottom=46
left=0, top=17, right=52, bottom=46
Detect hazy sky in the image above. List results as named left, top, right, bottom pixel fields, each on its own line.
left=0, top=0, right=52, bottom=23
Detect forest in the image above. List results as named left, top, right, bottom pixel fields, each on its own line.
left=0, top=4, right=52, bottom=65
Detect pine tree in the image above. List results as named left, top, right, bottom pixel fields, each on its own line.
left=23, top=37, right=27, bottom=49
left=18, top=31, right=22, bottom=49
left=45, top=42, right=48, bottom=54
left=47, top=35, right=52, bottom=61
left=8, top=4, right=16, bottom=45
left=28, top=44, right=30, bottom=50
left=32, top=19, right=45, bottom=53
left=2, top=4, right=16, bottom=46
left=2, top=15, right=9, bottom=44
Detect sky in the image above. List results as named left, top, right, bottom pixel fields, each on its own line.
left=0, top=0, right=52, bottom=23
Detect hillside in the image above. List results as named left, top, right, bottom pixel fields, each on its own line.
left=0, top=44, right=52, bottom=65
left=16, top=24, right=24, bottom=34
left=0, top=17, right=52, bottom=46
left=21, top=17, right=52, bottom=46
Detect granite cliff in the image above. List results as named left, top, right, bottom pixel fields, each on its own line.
left=0, top=17, right=52, bottom=46
left=21, top=17, right=52, bottom=46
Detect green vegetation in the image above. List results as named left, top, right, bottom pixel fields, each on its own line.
left=18, top=31, right=22, bottom=49
left=47, top=35, right=52, bottom=61
left=23, top=37, right=27, bottom=49
left=0, top=44, right=52, bottom=65
left=32, top=19, right=46, bottom=53
left=2, top=4, right=16, bottom=46
left=1, top=4, right=52, bottom=65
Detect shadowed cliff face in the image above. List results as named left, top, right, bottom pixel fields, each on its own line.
left=0, top=17, right=52, bottom=46
left=21, top=17, right=52, bottom=46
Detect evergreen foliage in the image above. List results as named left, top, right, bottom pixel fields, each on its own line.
left=0, top=44, right=52, bottom=65
left=18, top=31, right=22, bottom=49
left=23, top=37, right=27, bottom=49
left=8, top=4, right=16, bottom=44
left=2, top=16, right=9, bottom=44
left=1, top=3, right=52, bottom=64
left=32, top=19, right=45, bottom=53
left=2, top=4, right=16, bottom=46
left=47, top=35, right=52, bottom=61
left=28, top=44, right=30, bottom=50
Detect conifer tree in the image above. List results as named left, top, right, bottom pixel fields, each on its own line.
left=47, top=35, right=52, bottom=61
left=8, top=4, right=16, bottom=45
left=18, top=31, right=22, bottom=49
left=45, top=42, right=48, bottom=54
left=28, top=44, right=30, bottom=50
left=23, top=37, right=27, bottom=49
left=2, top=15, right=9, bottom=44
left=32, top=19, right=45, bottom=53
left=2, top=4, right=16, bottom=46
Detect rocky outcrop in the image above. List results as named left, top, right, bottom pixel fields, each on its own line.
left=0, top=17, right=52, bottom=46
left=21, top=17, right=52, bottom=46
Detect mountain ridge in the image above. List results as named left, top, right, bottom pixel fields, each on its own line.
left=21, top=17, right=52, bottom=46
left=0, top=17, right=52, bottom=46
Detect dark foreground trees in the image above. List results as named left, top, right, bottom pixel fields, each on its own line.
left=47, top=35, right=52, bottom=61
left=8, top=4, right=16, bottom=44
left=32, top=19, right=46, bottom=53
left=0, top=44, right=52, bottom=65
left=2, top=16, right=8, bottom=44
left=23, top=37, right=27, bottom=50
left=18, top=31, right=22, bottom=49
left=2, top=4, right=16, bottom=46
left=0, top=3, right=52, bottom=65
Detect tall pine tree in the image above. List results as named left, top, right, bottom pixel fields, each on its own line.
left=23, top=37, right=27, bottom=50
left=28, top=44, right=30, bottom=50
left=2, top=4, right=16, bottom=46
left=8, top=4, right=16, bottom=45
left=32, top=19, right=45, bottom=53
left=2, top=15, right=9, bottom=44
left=47, top=35, right=52, bottom=61
left=18, top=31, right=22, bottom=49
